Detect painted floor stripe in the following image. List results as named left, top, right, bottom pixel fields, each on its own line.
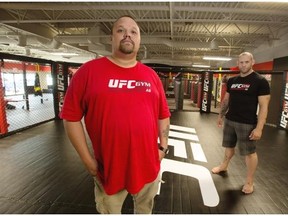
left=190, top=142, right=207, bottom=162
left=170, top=124, right=196, bottom=133
left=168, top=138, right=187, bottom=158
left=157, top=138, right=187, bottom=159
left=169, top=131, right=199, bottom=141
left=159, top=159, right=219, bottom=207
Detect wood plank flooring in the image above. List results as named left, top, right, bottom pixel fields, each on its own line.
left=0, top=111, right=287, bottom=214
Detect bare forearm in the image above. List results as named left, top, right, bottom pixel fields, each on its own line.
left=219, top=95, right=229, bottom=118
left=256, top=106, right=268, bottom=131
left=256, top=95, right=270, bottom=131
left=63, top=120, right=94, bottom=164
left=158, top=118, right=170, bottom=148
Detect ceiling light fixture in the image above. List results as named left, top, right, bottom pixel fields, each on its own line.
left=51, top=52, right=79, bottom=56
left=203, top=56, right=231, bottom=61
left=192, top=64, right=210, bottom=68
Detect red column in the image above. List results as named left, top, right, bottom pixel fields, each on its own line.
left=0, top=65, right=8, bottom=134
left=221, top=80, right=227, bottom=102
left=190, top=82, right=195, bottom=100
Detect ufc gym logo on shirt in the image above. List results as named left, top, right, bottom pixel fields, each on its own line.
left=231, top=83, right=250, bottom=91
left=108, top=79, right=151, bottom=92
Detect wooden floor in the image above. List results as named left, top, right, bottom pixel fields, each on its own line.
left=0, top=111, right=287, bottom=214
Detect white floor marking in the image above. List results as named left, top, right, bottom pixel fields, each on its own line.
left=157, top=124, right=220, bottom=207
left=168, top=138, right=187, bottom=158
left=158, top=138, right=187, bottom=158
left=169, top=131, right=199, bottom=141
left=159, top=159, right=220, bottom=207
left=190, top=142, right=207, bottom=162
left=170, top=124, right=196, bottom=133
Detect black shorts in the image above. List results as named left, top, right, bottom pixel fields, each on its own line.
left=222, top=118, right=257, bottom=156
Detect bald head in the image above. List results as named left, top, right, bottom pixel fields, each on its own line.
left=238, top=52, right=254, bottom=61
left=237, top=52, right=255, bottom=76
left=111, top=15, right=139, bottom=34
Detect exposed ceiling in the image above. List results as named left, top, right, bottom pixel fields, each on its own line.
left=1, top=1, right=288, bottom=69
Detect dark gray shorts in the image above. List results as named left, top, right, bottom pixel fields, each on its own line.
left=222, top=118, right=257, bottom=156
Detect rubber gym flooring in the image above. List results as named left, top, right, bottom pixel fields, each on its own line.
left=0, top=111, right=287, bottom=214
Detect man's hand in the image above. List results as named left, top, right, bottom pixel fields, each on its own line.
left=159, top=150, right=166, bottom=161
left=83, top=158, right=98, bottom=176
left=249, top=128, right=262, bottom=140
left=217, top=116, right=224, bottom=128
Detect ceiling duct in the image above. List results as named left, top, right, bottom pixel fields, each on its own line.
left=88, top=43, right=111, bottom=56
left=25, top=48, right=31, bottom=56
left=140, top=38, right=211, bottom=49
left=50, top=38, right=62, bottom=49
left=18, top=35, right=27, bottom=47
left=54, top=35, right=212, bottom=49
left=210, top=40, right=219, bottom=50
left=88, top=26, right=103, bottom=44
left=36, top=37, right=62, bottom=49
left=0, top=36, right=18, bottom=44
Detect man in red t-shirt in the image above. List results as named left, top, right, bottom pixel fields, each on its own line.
left=60, top=15, right=170, bottom=214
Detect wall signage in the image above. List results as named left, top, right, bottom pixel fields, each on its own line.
left=200, top=71, right=213, bottom=113
left=280, top=71, right=288, bottom=130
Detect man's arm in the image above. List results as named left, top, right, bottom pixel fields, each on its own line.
left=63, top=120, right=98, bottom=176
left=218, top=92, right=230, bottom=127
left=249, top=94, right=270, bottom=140
left=158, top=117, right=170, bottom=160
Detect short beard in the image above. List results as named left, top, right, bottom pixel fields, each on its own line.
left=119, top=42, right=134, bottom=54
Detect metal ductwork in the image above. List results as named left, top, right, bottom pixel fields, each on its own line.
left=18, top=35, right=27, bottom=47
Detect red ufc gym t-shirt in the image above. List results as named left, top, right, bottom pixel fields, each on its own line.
left=60, top=57, right=170, bottom=195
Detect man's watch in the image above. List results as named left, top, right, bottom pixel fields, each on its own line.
left=159, top=146, right=169, bottom=154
